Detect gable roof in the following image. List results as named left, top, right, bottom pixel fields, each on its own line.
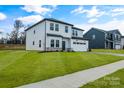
left=25, top=18, right=74, bottom=31
left=85, top=27, right=121, bottom=35
left=108, top=29, right=122, bottom=35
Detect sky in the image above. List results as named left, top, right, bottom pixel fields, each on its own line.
left=0, top=5, right=124, bottom=37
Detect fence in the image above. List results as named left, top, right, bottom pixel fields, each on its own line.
left=0, top=44, right=25, bottom=50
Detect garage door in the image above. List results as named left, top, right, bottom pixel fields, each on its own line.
left=115, top=45, right=121, bottom=49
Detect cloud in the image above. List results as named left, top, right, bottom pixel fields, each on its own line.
left=88, top=18, right=98, bottom=23
left=17, top=15, right=43, bottom=25
left=111, top=8, right=124, bottom=17
left=0, top=29, right=4, bottom=33
left=21, top=5, right=57, bottom=15
left=71, top=6, right=105, bottom=18
left=0, top=12, right=7, bottom=20
left=76, top=19, right=124, bottom=35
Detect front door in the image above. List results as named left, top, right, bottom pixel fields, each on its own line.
left=62, top=41, right=66, bottom=51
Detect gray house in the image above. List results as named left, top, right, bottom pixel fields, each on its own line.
left=84, top=27, right=122, bottom=49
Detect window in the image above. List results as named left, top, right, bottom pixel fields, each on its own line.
left=92, top=35, right=95, bottom=40
left=51, top=39, right=54, bottom=47
left=50, top=23, right=54, bottom=30
left=39, top=40, right=41, bottom=47
left=33, top=41, right=35, bottom=45
left=55, top=24, right=59, bottom=31
left=72, top=30, right=75, bottom=36
left=34, top=30, right=35, bottom=34
left=65, top=26, right=68, bottom=33
left=56, top=40, right=59, bottom=47
left=75, top=31, right=78, bottom=36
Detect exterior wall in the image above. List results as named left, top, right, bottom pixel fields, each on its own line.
left=121, top=37, right=124, bottom=49
left=84, top=29, right=105, bottom=49
left=113, top=32, right=121, bottom=49
left=46, top=36, right=62, bottom=51
left=45, top=20, right=72, bottom=38
left=26, top=21, right=45, bottom=51
left=72, top=29, right=83, bottom=38
left=71, top=39, right=89, bottom=51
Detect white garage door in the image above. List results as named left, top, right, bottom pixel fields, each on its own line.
left=115, top=45, right=121, bottom=50
left=71, top=40, right=89, bottom=51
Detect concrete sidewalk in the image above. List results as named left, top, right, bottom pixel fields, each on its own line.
left=19, top=60, right=124, bottom=88
left=92, top=52, right=124, bottom=56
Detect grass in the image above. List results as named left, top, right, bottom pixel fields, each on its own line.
left=92, top=49, right=124, bottom=54
left=0, top=50, right=123, bottom=87
left=81, top=68, right=124, bottom=88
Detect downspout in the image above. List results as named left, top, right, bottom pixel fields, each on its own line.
left=45, top=21, right=46, bottom=51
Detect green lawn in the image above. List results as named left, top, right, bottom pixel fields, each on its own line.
left=0, top=50, right=123, bottom=88
left=81, top=68, right=124, bottom=88
left=92, top=49, right=124, bottom=54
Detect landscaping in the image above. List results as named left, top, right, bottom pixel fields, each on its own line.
left=81, top=68, right=124, bottom=88
left=0, top=50, right=123, bottom=87
left=92, top=49, right=124, bottom=54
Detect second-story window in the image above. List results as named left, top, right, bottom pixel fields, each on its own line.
left=65, top=26, right=68, bottom=33
left=75, top=31, right=78, bottom=36
left=55, top=24, right=59, bottom=31
left=34, top=30, right=35, bottom=34
left=50, top=23, right=54, bottom=31
left=72, top=30, right=75, bottom=36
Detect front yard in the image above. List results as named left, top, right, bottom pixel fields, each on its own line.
left=81, top=68, right=124, bottom=88
left=92, top=49, right=124, bottom=54
left=0, top=50, right=123, bottom=87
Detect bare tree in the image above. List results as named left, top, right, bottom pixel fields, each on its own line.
left=12, top=20, right=24, bottom=44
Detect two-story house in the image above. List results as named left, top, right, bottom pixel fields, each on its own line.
left=25, top=18, right=89, bottom=51
left=84, top=27, right=122, bottom=49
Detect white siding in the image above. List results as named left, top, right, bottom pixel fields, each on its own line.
left=46, top=36, right=62, bottom=48
left=46, top=20, right=72, bottom=38
left=26, top=21, right=45, bottom=51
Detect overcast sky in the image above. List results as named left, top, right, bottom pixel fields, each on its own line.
left=0, top=5, right=124, bottom=37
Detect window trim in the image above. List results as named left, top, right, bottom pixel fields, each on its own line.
left=55, top=24, right=59, bottom=31
left=50, top=23, right=54, bottom=31
left=56, top=40, right=59, bottom=48
left=51, top=39, right=54, bottom=47
left=65, top=26, right=68, bottom=33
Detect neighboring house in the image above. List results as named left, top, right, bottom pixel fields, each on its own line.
left=121, top=36, right=124, bottom=49
left=25, top=18, right=89, bottom=51
left=84, top=27, right=122, bottom=49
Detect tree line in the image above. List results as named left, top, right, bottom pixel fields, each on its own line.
left=0, top=20, right=27, bottom=45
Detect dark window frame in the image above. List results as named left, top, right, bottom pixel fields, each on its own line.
left=55, top=24, right=59, bottom=31
left=65, top=26, right=68, bottom=33
left=33, top=41, right=35, bottom=45
left=51, top=39, right=54, bottom=47
left=56, top=40, right=59, bottom=47
left=39, top=40, right=41, bottom=47
left=50, top=23, right=54, bottom=31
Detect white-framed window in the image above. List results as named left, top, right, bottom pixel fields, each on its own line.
left=55, top=24, right=59, bottom=31
left=56, top=40, right=59, bottom=47
left=51, top=39, right=54, bottom=47
left=65, top=26, right=68, bottom=33
left=50, top=23, right=54, bottom=30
